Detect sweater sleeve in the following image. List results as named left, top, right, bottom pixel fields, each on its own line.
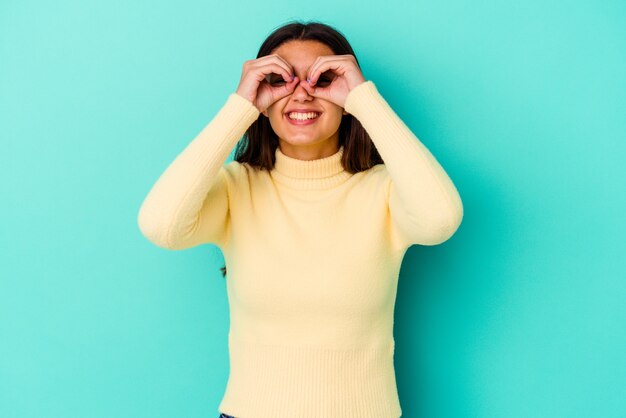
left=344, top=80, right=464, bottom=248
left=137, top=92, right=260, bottom=250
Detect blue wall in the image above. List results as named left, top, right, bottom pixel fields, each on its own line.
left=1, top=1, right=624, bottom=417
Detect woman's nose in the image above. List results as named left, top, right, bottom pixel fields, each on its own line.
left=292, top=79, right=313, bottom=96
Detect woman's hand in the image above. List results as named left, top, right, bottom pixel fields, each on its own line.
left=299, top=54, right=367, bottom=109
left=235, top=55, right=301, bottom=113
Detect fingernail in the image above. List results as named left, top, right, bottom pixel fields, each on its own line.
left=307, top=77, right=311, bottom=84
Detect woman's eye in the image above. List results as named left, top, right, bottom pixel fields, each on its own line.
left=316, top=77, right=332, bottom=87
left=267, top=76, right=285, bottom=85
left=267, top=74, right=333, bottom=87
left=266, top=74, right=286, bottom=86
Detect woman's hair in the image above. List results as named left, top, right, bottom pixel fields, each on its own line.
left=220, top=20, right=383, bottom=279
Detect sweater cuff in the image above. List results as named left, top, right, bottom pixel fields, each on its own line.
left=226, top=92, right=261, bottom=122
left=344, top=80, right=379, bottom=115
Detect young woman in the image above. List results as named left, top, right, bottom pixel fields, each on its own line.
left=138, top=20, right=463, bottom=418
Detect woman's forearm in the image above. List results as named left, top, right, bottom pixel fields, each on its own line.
left=137, top=93, right=260, bottom=249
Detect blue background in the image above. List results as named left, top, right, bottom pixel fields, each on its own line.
left=1, top=1, right=624, bottom=417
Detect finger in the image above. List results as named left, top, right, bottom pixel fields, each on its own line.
left=255, top=63, right=285, bottom=83
left=299, top=78, right=329, bottom=100
left=270, top=54, right=295, bottom=77
left=287, top=75, right=300, bottom=89
left=256, top=58, right=293, bottom=82
left=299, top=78, right=315, bottom=94
left=306, top=54, right=351, bottom=75
left=308, top=59, right=345, bottom=86
left=274, top=76, right=301, bottom=99
left=267, top=54, right=299, bottom=82
left=307, top=55, right=350, bottom=84
left=305, top=56, right=325, bottom=84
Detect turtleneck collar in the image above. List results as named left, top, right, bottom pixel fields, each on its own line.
left=270, top=145, right=353, bottom=190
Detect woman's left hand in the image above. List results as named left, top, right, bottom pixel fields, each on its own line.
left=299, top=54, right=366, bottom=109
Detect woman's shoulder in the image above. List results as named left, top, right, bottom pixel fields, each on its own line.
left=348, top=163, right=390, bottom=195
left=215, top=160, right=252, bottom=189
left=359, top=163, right=388, bottom=181
left=221, top=160, right=264, bottom=183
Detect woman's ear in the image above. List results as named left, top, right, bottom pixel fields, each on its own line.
left=262, top=110, right=268, bottom=117
left=342, top=110, right=348, bottom=115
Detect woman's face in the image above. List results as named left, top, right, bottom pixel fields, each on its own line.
left=262, top=40, right=346, bottom=152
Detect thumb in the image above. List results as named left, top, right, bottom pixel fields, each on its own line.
left=276, top=76, right=300, bottom=99
left=301, top=80, right=328, bottom=100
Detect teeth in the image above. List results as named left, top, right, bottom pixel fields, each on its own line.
left=288, top=112, right=319, bottom=120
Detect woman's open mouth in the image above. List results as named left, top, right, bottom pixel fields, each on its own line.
left=285, top=111, right=322, bottom=125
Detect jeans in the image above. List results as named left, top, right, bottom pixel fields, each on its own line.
left=219, top=414, right=236, bottom=418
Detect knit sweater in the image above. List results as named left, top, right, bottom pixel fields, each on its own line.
left=137, top=80, right=463, bottom=418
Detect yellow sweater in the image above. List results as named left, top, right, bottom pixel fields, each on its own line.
left=137, top=80, right=463, bottom=418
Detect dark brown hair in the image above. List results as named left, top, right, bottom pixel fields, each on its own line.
left=220, top=19, right=383, bottom=278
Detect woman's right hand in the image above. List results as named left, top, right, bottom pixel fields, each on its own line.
left=235, top=54, right=301, bottom=113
